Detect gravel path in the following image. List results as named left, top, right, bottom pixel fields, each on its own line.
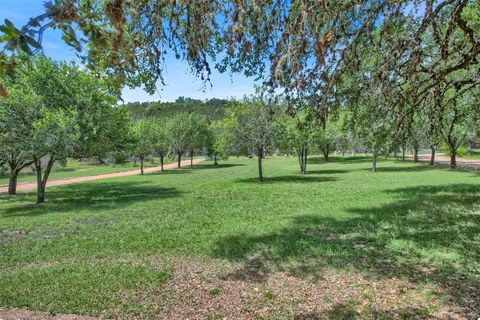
left=0, top=158, right=204, bottom=193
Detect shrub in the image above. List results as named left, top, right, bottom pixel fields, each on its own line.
left=441, top=143, right=469, bottom=157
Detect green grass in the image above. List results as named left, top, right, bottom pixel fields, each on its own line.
left=462, top=150, right=480, bottom=160
left=0, top=156, right=479, bottom=317
left=0, top=158, right=164, bottom=185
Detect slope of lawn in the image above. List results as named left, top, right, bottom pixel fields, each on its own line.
left=0, top=156, right=479, bottom=318
left=0, top=159, right=162, bottom=186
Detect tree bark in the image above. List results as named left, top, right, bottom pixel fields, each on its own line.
left=257, top=148, right=264, bottom=183
left=372, top=153, right=377, bottom=172
left=297, top=149, right=305, bottom=174
left=8, top=170, right=18, bottom=195
left=304, top=147, right=308, bottom=174
left=34, top=155, right=55, bottom=204
left=429, top=146, right=435, bottom=166
left=449, top=145, right=457, bottom=169
left=159, top=154, right=164, bottom=171
left=322, top=149, right=329, bottom=162
left=177, top=153, right=182, bottom=168
left=7, top=160, right=33, bottom=195
left=140, top=157, right=144, bottom=175
left=413, top=146, right=419, bottom=163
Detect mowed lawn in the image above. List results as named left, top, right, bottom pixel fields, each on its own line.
left=0, top=157, right=479, bottom=319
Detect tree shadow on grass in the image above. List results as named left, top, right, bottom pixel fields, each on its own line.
left=306, top=169, right=350, bottom=175
left=235, top=176, right=338, bottom=184
left=193, top=163, right=246, bottom=170
left=211, top=183, right=480, bottom=316
left=0, top=181, right=182, bottom=217
left=146, top=168, right=193, bottom=176
left=358, top=163, right=439, bottom=173
left=308, top=156, right=371, bottom=165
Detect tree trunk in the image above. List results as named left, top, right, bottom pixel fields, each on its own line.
left=449, top=145, right=457, bottom=169
left=160, top=154, right=164, bottom=171
left=297, top=149, right=305, bottom=174
left=8, top=170, right=18, bottom=195
left=177, top=153, right=182, bottom=168
left=214, top=155, right=218, bottom=166
left=257, top=148, right=264, bottom=183
left=190, top=152, right=194, bottom=168
left=429, top=146, right=436, bottom=166
left=304, top=148, right=308, bottom=174
left=402, top=147, right=406, bottom=161
left=140, top=157, right=144, bottom=175
left=34, top=155, right=55, bottom=204
left=372, top=153, right=377, bottom=172
left=413, top=146, right=419, bottom=163
left=322, top=149, right=329, bottom=162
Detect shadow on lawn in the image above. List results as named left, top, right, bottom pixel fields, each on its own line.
left=0, top=181, right=182, bottom=217
left=194, top=163, right=246, bottom=170
left=236, top=175, right=338, bottom=184
left=308, top=156, right=370, bottom=164
left=306, top=169, right=350, bottom=175
left=212, top=183, right=480, bottom=315
left=359, top=163, right=439, bottom=173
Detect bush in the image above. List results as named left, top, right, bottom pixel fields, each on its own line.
left=441, top=143, right=469, bottom=157
left=456, top=145, right=469, bottom=157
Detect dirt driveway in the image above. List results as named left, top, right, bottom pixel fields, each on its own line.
left=0, top=158, right=204, bottom=193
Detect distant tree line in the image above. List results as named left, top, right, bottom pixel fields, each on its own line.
left=124, top=97, right=230, bottom=121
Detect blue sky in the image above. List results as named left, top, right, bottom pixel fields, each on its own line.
left=0, top=0, right=259, bottom=102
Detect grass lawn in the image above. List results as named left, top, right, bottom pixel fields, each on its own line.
left=0, top=156, right=479, bottom=319
left=0, top=159, right=165, bottom=186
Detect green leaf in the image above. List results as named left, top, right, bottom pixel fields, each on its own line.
left=26, top=36, right=42, bottom=49
left=4, top=19, right=14, bottom=29
left=18, top=36, right=32, bottom=55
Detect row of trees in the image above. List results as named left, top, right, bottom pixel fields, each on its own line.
left=1, top=1, right=478, bottom=183
left=131, top=113, right=210, bottom=174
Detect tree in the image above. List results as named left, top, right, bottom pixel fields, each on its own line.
left=224, top=97, right=278, bottom=182
left=185, top=114, right=209, bottom=168
left=166, top=113, right=192, bottom=168
left=31, top=109, right=79, bottom=204
left=436, top=87, right=480, bottom=168
left=312, top=115, right=345, bottom=163
left=149, top=119, right=168, bottom=172
left=131, top=119, right=154, bottom=175
left=208, top=119, right=232, bottom=166
left=0, top=83, right=40, bottom=195
left=4, top=56, right=121, bottom=204
left=275, top=109, right=313, bottom=174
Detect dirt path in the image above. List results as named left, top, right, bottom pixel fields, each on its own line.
left=410, top=154, right=480, bottom=168
left=0, top=158, right=204, bottom=193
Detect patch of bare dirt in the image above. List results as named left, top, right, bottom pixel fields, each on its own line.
left=111, top=256, right=466, bottom=319
left=0, top=308, right=96, bottom=320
